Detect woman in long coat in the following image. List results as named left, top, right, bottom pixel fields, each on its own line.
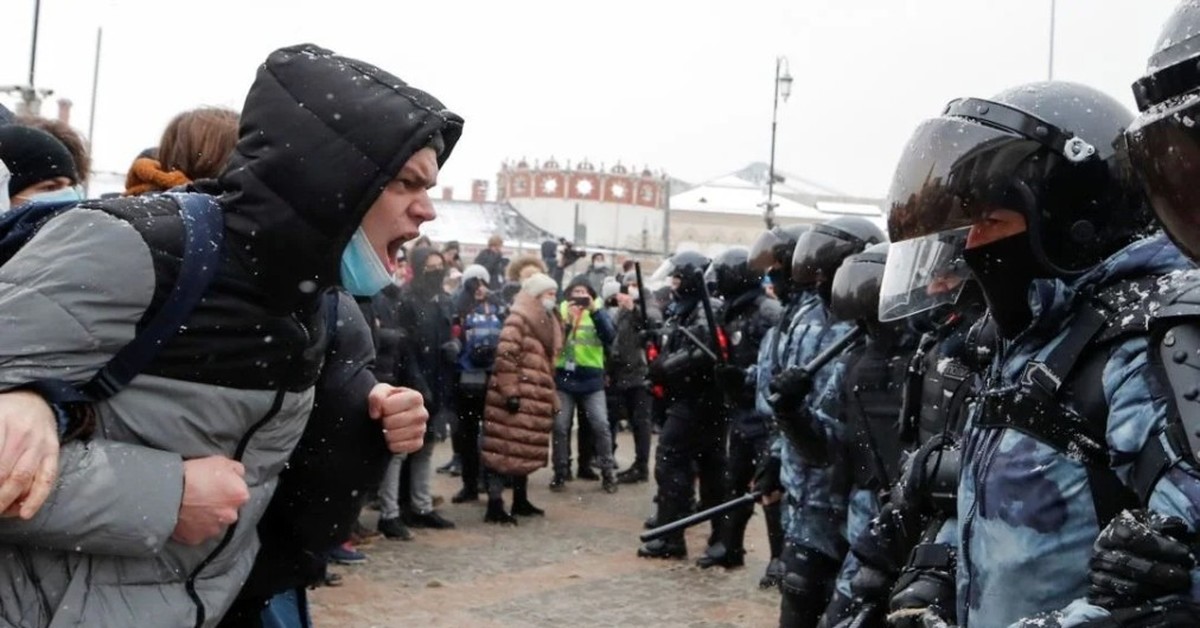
left=481, top=273, right=563, bottom=524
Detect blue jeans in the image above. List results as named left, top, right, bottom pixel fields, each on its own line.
left=262, top=588, right=311, bottom=628
left=553, top=390, right=614, bottom=473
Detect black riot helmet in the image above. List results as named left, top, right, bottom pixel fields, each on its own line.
left=704, top=246, right=759, bottom=299
left=1127, top=2, right=1200, bottom=261
left=791, top=216, right=886, bottom=286
left=663, top=250, right=711, bottom=297
left=830, top=242, right=889, bottom=325
left=886, top=81, right=1150, bottom=275
left=749, top=224, right=810, bottom=273
left=883, top=81, right=1152, bottom=336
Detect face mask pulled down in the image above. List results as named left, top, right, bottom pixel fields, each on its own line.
left=340, top=227, right=392, bottom=296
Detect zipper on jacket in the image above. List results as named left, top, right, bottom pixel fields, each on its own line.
left=185, top=386, right=288, bottom=628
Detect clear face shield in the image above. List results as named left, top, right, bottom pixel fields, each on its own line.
left=877, top=227, right=971, bottom=322
left=648, top=258, right=676, bottom=286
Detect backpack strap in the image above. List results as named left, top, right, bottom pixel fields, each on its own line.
left=976, top=277, right=1160, bottom=527
left=19, top=194, right=223, bottom=413
left=82, top=192, right=224, bottom=398
left=324, top=289, right=341, bottom=350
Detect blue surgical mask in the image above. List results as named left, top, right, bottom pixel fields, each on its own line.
left=16, top=185, right=83, bottom=207
left=340, top=227, right=392, bottom=296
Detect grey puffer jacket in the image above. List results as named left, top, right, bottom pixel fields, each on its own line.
left=0, top=43, right=462, bottom=628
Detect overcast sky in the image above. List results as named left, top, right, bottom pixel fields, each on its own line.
left=0, top=0, right=1182, bottom=199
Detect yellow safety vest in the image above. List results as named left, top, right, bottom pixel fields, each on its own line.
left=556, top=301, right=605, bottom=369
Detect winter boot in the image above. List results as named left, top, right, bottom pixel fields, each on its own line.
left=696, top=541, right=746, bottom=569
left=484, top=498, right=518, bottom=525
left=602, top=469, right=619, bottom=494
left=511, top=479, right=544, bottom=516
left=637, top=537, right=688, bottom=559
left=617, top=464, right=649, bottom=484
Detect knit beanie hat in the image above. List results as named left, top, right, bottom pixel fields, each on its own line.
left=0, top=125, right=78, bottom=196
left=521, top=272, right=558, bottom=297
left=601, top=276, right=621, bottom=301
left=462, top=263, right=490, bottom=286
left=565, top=273, right=597, bottom=298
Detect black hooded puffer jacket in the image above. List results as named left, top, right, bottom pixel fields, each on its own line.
left=0, top=43, right=461, bottom=628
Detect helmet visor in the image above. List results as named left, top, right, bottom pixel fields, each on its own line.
left=648, top=259, right=676, bottom=285
left=749, top=229, right=789, bottom=272
left=1127, top=92, right=1200, bottom=261
left=886, top=115, right=1043, bottom=242
left=830, top=252, right=887, bottom=323
left=878, top=227, right=971, bottom=322
left=792, top=225, right=862, bottom=285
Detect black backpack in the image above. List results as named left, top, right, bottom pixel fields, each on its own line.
left=0, top=193, right=223, bottom=411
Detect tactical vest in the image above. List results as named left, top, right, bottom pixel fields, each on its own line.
left=557, top=301, right=605, bottom=370
left=905, top=314, right=985, bottom=446
left=725, top=294, right=775, bottom=369
left=846, top=336, right=917, bottom=491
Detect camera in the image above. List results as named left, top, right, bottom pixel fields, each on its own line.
left=559, top=238, right=587, bottom=268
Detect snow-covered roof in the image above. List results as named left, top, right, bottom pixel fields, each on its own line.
left=669, top=162, right=885, bottom=228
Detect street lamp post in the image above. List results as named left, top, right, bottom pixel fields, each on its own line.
left=2, top=0, right=50, bottom=116
left=764, top=56, right=793, bottom=229
left=1047, top=0, right=1056, bottom=81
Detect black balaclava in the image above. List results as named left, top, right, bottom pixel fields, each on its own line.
left=410, top=247, right=447, bottom=295
left=961, top=231, right=1041, bottom=338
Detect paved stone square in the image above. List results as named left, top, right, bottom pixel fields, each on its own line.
left=310, top=433, right=779, bottom=627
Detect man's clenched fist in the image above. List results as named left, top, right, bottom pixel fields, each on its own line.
left=368, top=384, right=428, bottom=454
left=173, top=456, right=250, bottom=545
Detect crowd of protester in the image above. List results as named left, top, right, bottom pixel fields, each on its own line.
left=12, top=6, right=1200, bottom=626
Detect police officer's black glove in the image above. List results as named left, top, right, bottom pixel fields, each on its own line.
left=851, top=502, right=923, bottom=577
left=752, top=453, right=782, bottom=497
left=1087, top=509, right=1196, bottom=610
left=714, top=363, right=746, bottom=396
left=887, top=560, right=957, bottom=628
left=768, top=367, right=813, bottom=411
left=826, top=567, right=894, bottom=628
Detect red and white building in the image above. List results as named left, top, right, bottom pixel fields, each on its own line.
left=497, top=157, right=670, bottom=253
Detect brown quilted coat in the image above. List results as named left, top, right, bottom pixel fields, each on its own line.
left=482, top=291, right=564, bottom=475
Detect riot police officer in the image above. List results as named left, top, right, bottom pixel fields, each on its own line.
left=840, top=277, right=992, bottom=628
left=770, top=216, right=885, bottom=628
left=638, top=251, right=728, bottom=560
left=747, top=223, right=812, bottom=589
left=1056, top=4, right=1200, bottom=625
left=882, top=79, right=1192, bottom=627
left=807, top=243, right=920, bottom=628
left=700, top=247, right=783, bottom=570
